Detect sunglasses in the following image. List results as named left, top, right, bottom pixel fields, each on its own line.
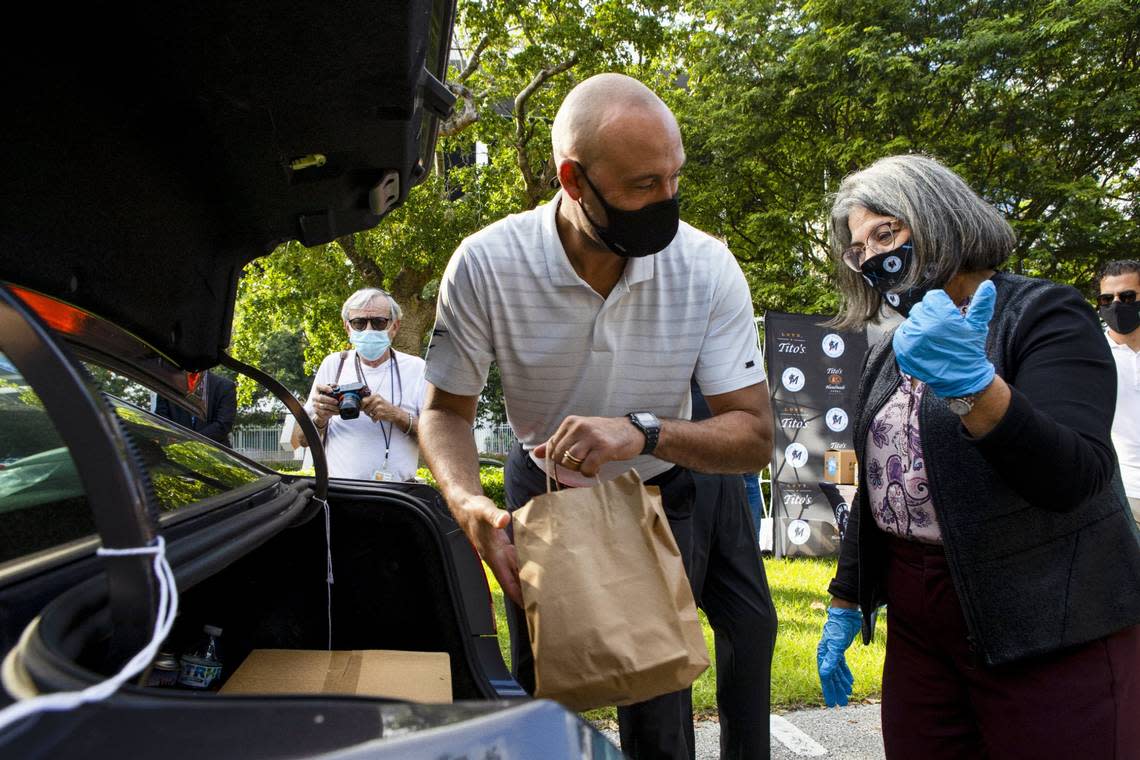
left=347, top=316, right=391, bottom=331
left=1096, top=290, right=1137, bottom=308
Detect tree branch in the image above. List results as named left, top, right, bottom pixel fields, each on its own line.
left=440, top=82, right=479, bottom=136
left=336, top=233, right=385, bottom=286
left=515, top=53, right=580, bottom=208
left=438, top=33, right=492, bottom=138
left=457, top=34, right=491, bottom=83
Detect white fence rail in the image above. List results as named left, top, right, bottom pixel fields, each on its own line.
left=234, top=422, right=519, bottom=463
left=232, top=425, right=293, bottom=463
left=474, top=424, right=516, bottom=456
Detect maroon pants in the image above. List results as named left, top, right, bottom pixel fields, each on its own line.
left=881, top=535, right=1140, bottom=760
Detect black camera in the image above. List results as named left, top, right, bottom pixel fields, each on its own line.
left=328, top=382, right=370, bottom=420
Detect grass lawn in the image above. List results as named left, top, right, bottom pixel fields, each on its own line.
left=482, top=556, right=886, bottom=721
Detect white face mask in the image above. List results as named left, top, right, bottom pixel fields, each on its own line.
left=349, top=328, right=391, bottom=360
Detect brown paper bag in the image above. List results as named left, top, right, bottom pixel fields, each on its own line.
left=513, top=466, right=709, bottom=712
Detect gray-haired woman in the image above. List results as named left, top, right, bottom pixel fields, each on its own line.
left=815, top=154, right=1140, bottom=758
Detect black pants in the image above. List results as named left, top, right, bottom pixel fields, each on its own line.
left=504, top=445, right=777, bottom=760
left=687, top=471, right=777, bottom=759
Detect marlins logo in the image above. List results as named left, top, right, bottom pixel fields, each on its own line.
left=781, top=367, right=805, bottom=393
left=821, top=333, right=846, bottom=358
left=784, top=442, right=809, bottom=468
left=787, top=519, right=811, bottom=546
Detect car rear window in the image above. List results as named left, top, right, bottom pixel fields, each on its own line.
left=110, top=400, right=266, bottom=515
left=1, top=355, right=269, bottom=568
left=0, top=352, right=94, bottom=566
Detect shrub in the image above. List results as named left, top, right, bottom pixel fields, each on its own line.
left=267, top=459, right=305, bottom=473
left=417, top=466, right=506, bottom=509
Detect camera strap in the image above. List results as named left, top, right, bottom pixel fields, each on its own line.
left=320, top=350, right=351, bottom=448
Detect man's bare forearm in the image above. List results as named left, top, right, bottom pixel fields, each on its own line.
left=653, top=381, right=774, bottom=473
left=420, top=386, right=516, bottom=600
left=419, top=406, right=485, bottom=513
left=655, top=411, right=773, bottom=473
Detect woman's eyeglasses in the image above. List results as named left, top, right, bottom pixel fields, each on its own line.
left=841, top=220, right=904, bottom=271
left=1096, top=290, right=1137, bottom=308
left=348, top=316, right=391, bottom=331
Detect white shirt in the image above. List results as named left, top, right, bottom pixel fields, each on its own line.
left=426, top=193, right=766, bottom=485
left=303, top=349, right=426, bottom=481
left=1107, top=332, right=1140, bottom=498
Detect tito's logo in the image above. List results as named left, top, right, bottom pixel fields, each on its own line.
left=776, top=332, right=807, bottom=355
left=778, top=405, right=808, bottom=429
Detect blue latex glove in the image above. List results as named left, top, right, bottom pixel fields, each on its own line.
left=817, top=606, right=862, bottom=707
left=892, top=279, right=997, bottom=398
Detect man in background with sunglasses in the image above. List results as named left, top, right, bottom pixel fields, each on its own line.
left=292, top=287, right=426, bottom=482
left=1099, top=259, right=1140, bottom=527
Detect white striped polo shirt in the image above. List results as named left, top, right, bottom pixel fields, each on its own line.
left=425, top=192, right=766, bottom=483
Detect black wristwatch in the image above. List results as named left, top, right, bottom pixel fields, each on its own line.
left=628, top=411, right=661, bottom=455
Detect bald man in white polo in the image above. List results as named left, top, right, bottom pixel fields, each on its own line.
left=421, top=74, right=776, bottom=759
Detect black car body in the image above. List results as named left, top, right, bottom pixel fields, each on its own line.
left=0, top=3, right=620, bottom=757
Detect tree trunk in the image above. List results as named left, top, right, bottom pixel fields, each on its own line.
left=389, top=266, right=435, bottom=357
left=393, top=293, right=435, bottom=357
left=333, top=233, right=433, bottom=355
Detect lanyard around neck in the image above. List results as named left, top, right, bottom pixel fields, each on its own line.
left=353, top=351, right=403, bottom=460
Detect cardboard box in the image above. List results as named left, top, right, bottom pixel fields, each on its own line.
left=824, top=449, right=857, bottom=485
left=219, top=649, right=452, bottom=703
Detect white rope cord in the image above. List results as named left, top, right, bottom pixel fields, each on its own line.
left=0, top=536, right=178, bottom=734
left=316, top=497, right=334, bottom=650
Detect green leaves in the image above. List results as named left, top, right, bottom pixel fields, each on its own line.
left=671, top=0, right=1140, bottom=309
left=229, top=0, right=1139, bottom=417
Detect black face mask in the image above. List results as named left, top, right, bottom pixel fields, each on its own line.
left=575, top=163, right=680, bottom=258
left=1101, top=301, right=1140, bottom=335
left=859, top=243, right=930, bottom=318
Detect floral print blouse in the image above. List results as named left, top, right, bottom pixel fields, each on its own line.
left=865, top=373, right=942, bottom=544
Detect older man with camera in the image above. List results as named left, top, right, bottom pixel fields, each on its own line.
left=292, top=287, right=426, bottom=481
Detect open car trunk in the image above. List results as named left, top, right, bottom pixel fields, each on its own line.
left=0, top=286, right=621, bottom=757
left=17, top=480, right=515, bottom=703
left=1, top=479, right=558, bottom=758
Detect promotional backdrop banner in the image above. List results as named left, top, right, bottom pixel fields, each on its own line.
left=764, top=311, right=867, bottom=557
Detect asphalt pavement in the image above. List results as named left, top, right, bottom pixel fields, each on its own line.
left=600, top=703, right=885, bottom=759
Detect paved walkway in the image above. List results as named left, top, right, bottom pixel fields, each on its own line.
left=600, top=704, right=885, bottom=759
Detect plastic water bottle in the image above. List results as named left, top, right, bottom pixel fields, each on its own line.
left=178, top=624, right=223, bottom=689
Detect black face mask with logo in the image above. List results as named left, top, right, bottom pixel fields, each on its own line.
left=859, top=243, right=931, bottom=318
left=1101, top=301, right=1140, bottom=335
left=575, top=162, right=680, bottom=258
